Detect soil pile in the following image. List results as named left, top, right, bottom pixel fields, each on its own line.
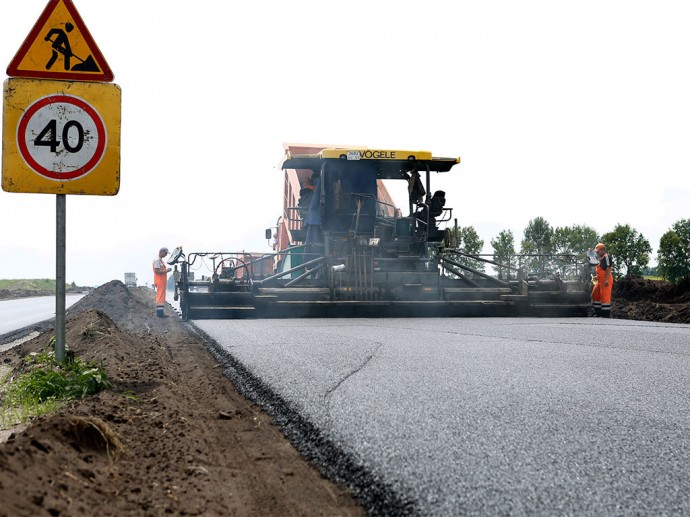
left=0, top=287, right=89, bottom=301
left=0, top=281, right=363, bottom=517
left=613, top=277, right=690, bottom=324
left=0, top=288, right=52, bottom=300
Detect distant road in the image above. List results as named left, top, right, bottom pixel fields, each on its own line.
left=0, top=295, right=85, bottom=336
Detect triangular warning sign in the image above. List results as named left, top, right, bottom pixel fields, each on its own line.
left=6, top=0, right=114, bottom=82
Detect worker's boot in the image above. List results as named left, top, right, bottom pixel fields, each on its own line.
left=156, top=308, right=165, bottom=318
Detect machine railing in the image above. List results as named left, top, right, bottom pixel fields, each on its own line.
left=438, top=251, right=589, bottom=285
left=179, top=247, right=328, bottom=287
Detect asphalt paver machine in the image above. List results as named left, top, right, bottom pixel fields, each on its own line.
left=170, top=147, right=592, bottom=320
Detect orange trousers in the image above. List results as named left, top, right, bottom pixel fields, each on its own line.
left=154, top=273, right=167, bottom=308
left=591, top=266, right=613, bottom=316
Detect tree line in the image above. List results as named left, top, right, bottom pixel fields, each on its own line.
left=449, top=217, right=690, bottom=284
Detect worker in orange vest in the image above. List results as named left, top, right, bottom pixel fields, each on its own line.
left=153, top=247, right=173, bottom=317
left=591, top=242, right=614, bottom=318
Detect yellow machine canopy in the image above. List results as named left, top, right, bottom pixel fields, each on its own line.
left=281, top=148, right=460, bottom=179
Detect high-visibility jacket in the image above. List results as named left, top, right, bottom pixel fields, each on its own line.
left=152, top=257, right=168, bottom=308
left=591, top=252, right=614, bottom=312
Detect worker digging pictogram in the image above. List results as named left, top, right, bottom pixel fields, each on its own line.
left=6, top=0, right=113, bottom=82
left=44, top=22, right=100, bottom=73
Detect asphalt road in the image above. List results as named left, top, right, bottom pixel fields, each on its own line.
left=195, top=317, right=690, bottom=516
left=0, top=295, right=85, bottom=336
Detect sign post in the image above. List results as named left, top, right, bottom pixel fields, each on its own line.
left=2, top=0, right=120, bottom=362
left=56, top=195, right=66, bottom=361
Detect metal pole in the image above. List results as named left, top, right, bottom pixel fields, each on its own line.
left=55, top=194, right=66, bottom=363
left=424, top=164, right=431, bottom=204
left=440, top=255, right=512, bottom=287
left=285, top=263, right=325, bottom=287
left=439, top=262, right=481, bottom=287
left=255, top=256, right=326, bottom=285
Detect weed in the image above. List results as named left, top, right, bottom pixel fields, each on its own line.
left=120, top=390, right=139, bottom=402
left=65, top=415, right=123, bottom=458
left=0, top=344, right=112, bottom=431
left=81, top=323, right=110, bottom=339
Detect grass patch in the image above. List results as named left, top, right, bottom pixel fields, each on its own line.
left=0, top=278, right=56, bottom=291
left=0, top=344, right=112, bottom=430
left=0, top=278, right=81, bottom=291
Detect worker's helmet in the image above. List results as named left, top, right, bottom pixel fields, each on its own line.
left=595, top=243, right=605, bottom=251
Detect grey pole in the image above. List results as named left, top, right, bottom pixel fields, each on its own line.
left=55, top=194, right=66, bottom=362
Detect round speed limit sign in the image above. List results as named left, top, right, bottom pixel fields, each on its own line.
left=17, top=94, right=107, bottom=181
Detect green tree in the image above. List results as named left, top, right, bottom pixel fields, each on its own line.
left=657, top=219, right=690, bottom=283
left=553, top=224, right=599, bottom=255
left=601, top=224, right=652, bottom=278
left=491, top=229, right=516, bottom=279
left=520, top=217, right=554, bottom=275
left=553, top=224, right=599, bottom=278
left=521, top=217, right=555, bottom=254
left=447, top=226, right=485, bottom=274
left=459, top=226, right=483, bottom=255
left=642, top=266, right=658, bottom=277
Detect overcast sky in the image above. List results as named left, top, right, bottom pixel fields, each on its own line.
left=1, top=0, right=689, bottom=287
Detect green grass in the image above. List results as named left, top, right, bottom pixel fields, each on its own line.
left=0, top=343, right=111, bottom=430
left=0, top=279, right=81, bottom=292
left=0, top=278, right=56, bottom=290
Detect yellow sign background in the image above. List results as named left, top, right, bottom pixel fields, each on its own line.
left=2, top=78, right=121, bottom=195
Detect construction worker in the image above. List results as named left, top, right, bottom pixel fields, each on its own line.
left=591, top=242, right=614, bottom=318
left=416, top=191, right=446, bottom=241
left=153, top=247, right=173, bottom=317
left=297, top=174, right=316, bottom=222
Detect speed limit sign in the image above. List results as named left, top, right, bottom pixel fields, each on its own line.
left=2, top=78, right=120, bottom=195
left=18, top=94, right=106, bottom=180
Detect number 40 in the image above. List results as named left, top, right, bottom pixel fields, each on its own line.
left=34, top=119, right=85, bottom=153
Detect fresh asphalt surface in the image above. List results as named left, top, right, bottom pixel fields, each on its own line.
left=195, top=317, right=690, bottom=516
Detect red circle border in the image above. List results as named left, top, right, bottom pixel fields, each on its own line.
left=17, top=94, right=107, bottom=181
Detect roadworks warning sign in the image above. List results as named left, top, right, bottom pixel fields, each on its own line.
left=6, top=0, right=113, bottom=82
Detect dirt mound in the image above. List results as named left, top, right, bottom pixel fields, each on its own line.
left=0, top=286, right=90, bottom=301
left=613, top=277, right=690, bottom=303
left=0, top=282, right=363, bottom=517
left=66, top=280, right=166, bottom=335
left=0, top=288, right=52, bottom=300
left=613, top=277, right=690, bottom=324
